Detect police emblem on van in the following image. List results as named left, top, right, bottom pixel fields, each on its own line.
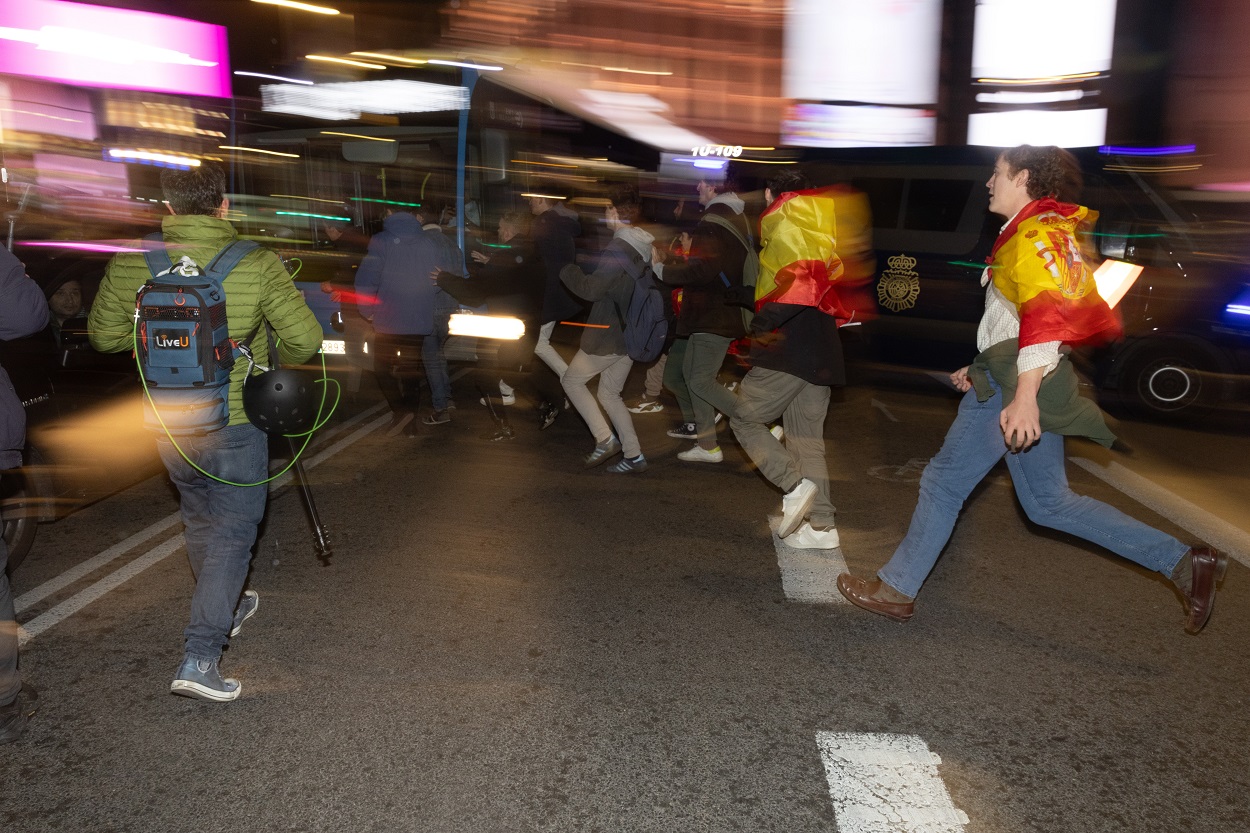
left=877, top=254, right=920, bottom=312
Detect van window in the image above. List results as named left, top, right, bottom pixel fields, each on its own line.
left=853, top=177, right=904, bottom=230
left=905, top=179, right=976, bottom=232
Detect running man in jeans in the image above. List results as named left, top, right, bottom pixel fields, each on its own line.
left=836, top=145, right=1226, bottom=633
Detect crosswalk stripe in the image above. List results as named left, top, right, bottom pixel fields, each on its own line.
left=816, top=732, right=969, bottom=832
left=770, top=516, right=848, bottom=603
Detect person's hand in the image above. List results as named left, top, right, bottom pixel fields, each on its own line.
left=1000, top=366, right=1045, bottom=452
left=950, top=366, right=972, bottom=392
left=471, top=250, right=490, bottom=264
left=1000, top=396, right=1041, bottom=453
left=320, top=281, right=334, bottom=295
left=430, top=268, right=442, bottom=284
left=651, top=244, right=665, bottom=267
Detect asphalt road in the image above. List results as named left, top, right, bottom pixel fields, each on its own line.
left=4, top=370, right=1248, bottom=833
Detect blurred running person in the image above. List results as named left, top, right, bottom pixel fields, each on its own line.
left=1, top=246, right=50, bottom=741
left=731, top=170, right=849, bottom=547
left=654, top=172, right=751, bottom=463
left=529, top=183, right=583, bottom=426
left=559, top=184, right=654, bottom=473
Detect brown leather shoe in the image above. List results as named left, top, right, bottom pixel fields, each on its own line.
left=836, top=574, right=915, bottom=622
left=1184, top=546, right=1228, bottom=635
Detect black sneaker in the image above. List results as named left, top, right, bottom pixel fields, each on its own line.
left=538, top=401, right=559, bottom=430
left=666, top=422, right=698, bottom=440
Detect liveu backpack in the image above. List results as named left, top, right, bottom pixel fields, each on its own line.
left=136, top=235, right=259, bottom=435
left=614, top=254, right=668, bottom=364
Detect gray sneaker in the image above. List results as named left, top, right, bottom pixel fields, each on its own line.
left=170, top=656, right=241, bottom=702
left=229, top=590, right=259, bottom=638
left=583, top=435, right=622, bottom=468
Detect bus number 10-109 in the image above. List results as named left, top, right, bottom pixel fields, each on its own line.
left=690, top=145, right=743, bottom=158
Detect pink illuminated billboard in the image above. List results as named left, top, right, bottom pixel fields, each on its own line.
left=0, top=0, right=230, bottom=98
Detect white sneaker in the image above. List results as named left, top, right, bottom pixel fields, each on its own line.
left=479, top=393, right=516, bottom=406
left=778, top=478, right=817, bottom=538
left=677, top=445, right=723, bottom=463
left=769, top=424, right=784, bottom=442
left=783, top=521, right=840, bottom=550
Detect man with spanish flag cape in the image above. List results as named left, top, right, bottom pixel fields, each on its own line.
left=838, top=145, right=1225, bottom=634
left=835, top=147, right=1225, bottom=630
left=729, top=170, right=850, bottom=548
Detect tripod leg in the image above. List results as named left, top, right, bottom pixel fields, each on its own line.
left=287, top=437, right=332, bottom=565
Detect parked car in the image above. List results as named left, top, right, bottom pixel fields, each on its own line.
left=802, top=146, right=1250, bottom=421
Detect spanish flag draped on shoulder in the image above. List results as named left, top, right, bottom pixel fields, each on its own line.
left=988, top=197, right=1122, bottom=348
left=755, top=187, right=851, bottom=324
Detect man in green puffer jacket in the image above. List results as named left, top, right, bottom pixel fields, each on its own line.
left=90, top=162, right=321, bottom=703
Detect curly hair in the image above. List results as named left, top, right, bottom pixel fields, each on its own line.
left=1000, top=145, right=1083, bottom=203
left=608, top=182, right=641, bottom=224
left=161, top=162, right=226, bottom=216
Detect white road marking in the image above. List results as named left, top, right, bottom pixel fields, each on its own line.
left=816, top=732, right=970, bottom=833
left=1069, top=457, right=1250, bottom=567
left=14, top=513, right=182, bottom=616
left=871, top=398, right=900, bottom=423
left=16, top=403, right=390, bottom=645
left=770, top=516, right=848, bottom=604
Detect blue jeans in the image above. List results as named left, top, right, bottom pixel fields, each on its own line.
left=878, top=379, right=1188, bottom=599
left=157, top=423, right=268, bottom=662
left=423, top=294, right=458, bottom=411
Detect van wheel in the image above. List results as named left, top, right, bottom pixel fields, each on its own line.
left=1120, top=343, right=1216, bottom=421
left=2, top=446, right=44, bottom=576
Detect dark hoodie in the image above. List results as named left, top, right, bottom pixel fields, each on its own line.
left=532, top=205, right=584, bottom=323
left=1, top=247, right=51, bottom=468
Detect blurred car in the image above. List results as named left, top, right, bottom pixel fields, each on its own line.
left=803, top=146, right=1250, bottom=422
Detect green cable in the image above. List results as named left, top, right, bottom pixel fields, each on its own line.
left=132, top=314, right=341, bottom=486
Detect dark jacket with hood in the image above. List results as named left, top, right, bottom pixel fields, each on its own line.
left=656, top=196, right=751, bottom=339
left=559, top=226, right=655, bottom=357
left=355, top=210, right=463, bottom=335
left=1, top=247, right=52, bottom=468
left=532, top=205, right=584, bottom=324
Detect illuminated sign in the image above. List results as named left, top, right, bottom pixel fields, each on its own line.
left=0, top=0, right=230, bottom=98
left=261, top=80, right=469, bottom=120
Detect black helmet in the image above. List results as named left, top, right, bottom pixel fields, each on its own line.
left=243, top=369, right=320, bottom=435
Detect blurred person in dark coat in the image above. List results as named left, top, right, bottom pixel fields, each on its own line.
left=1, top=245, right=50, bottom=743
left=528, top=183, right=583, bottom=393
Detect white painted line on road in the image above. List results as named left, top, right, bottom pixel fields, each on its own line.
left=770, top=516, right=848, bottom=604
left=871, top=399, right=900, bottom=423
left=19, top=535, right=185, bottom=647
left=816, top=732, right=970, bottom=833
left=13, top=402, right=389, bottom=617
left=1069, top=457, right=1250, bottom=568
left=17, top=402, right=391, bottom=646
left=14, top=513, right=182, bottom=616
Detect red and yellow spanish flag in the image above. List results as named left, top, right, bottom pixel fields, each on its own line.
left=988, top=198, right=1122, bottom=348
left=755, top=187, right=849, bottom=322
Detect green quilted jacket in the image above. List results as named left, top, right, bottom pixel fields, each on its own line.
left=89, top=214, right=322, bottom=427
